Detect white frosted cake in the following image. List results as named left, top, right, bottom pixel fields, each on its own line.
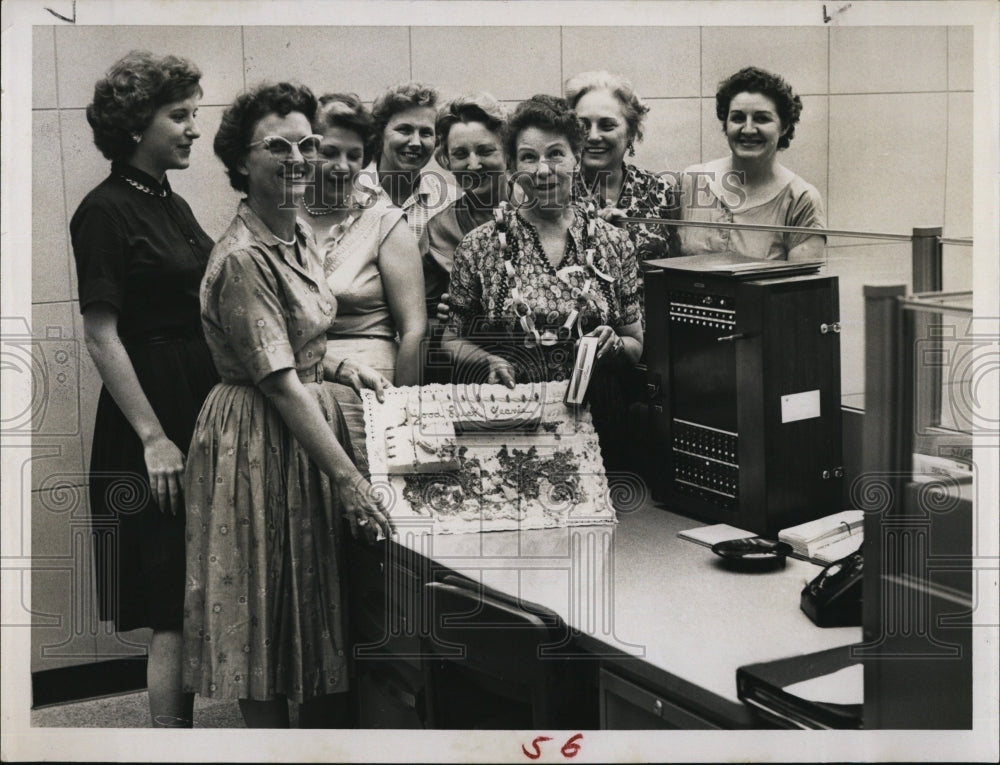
left=384, top=419, right=459, bottom=474
left=361, top=382, right=616, bottom=534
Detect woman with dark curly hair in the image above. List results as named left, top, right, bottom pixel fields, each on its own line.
left=69, top=50, right=216, bottom=728
left=299, top=93, right=425, bottom=472
left=565, top=70, right=680, bottom=262
left=678, top=66, right=826, bottom=260
left=443, top=95, right=642, bottom=469
left=182, top=82, right=392, bottom=728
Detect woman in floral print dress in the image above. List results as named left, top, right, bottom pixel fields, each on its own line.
left=182, top=82, right=391, bottom=728
left=565, top=70, right=681, bottom=264
left=443, top=95, right=643, bottom=470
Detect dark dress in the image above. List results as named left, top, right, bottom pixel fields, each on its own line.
left=70, top=162, right=218, bottom=632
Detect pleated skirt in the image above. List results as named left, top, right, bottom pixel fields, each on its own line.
left=181, top=380, right=352, bottom=703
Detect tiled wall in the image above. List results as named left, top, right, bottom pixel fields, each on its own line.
left=29, top=25, right=973, bottom=672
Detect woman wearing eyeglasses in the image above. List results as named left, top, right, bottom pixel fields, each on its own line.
left=70, top=51, right=216, bottom=728
left=299, top=94, right=426, bottom=474
left=442, top=95, right=642, bottom=468
left=182, top=82, right=392, bottom=728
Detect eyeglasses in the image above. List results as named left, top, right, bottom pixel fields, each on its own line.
left=247, top=134, right=322, bottom=159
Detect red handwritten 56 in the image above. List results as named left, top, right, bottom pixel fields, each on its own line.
left=521, top=733, right=584, bottom=760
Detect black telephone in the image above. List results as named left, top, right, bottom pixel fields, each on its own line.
left=800, top=548, right=863, bottom=628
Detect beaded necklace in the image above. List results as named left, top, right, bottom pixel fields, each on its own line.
left=495, top=201, right=612, bottom=348
left=305, top=187, right=375, bottom=248
left=118, top=173, right=168, bottom=198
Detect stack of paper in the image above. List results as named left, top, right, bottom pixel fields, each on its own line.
left=778, top=510, right=864, bottom=563
left=677, top=523, right=757, bottom=548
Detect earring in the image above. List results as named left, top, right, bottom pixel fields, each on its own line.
left=627, top=141, right=635, bottom=157
left=131, top=133, right=142, bottom=144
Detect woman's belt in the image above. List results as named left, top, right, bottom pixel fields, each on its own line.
left=123, top=326, right=204, bottom=347
left=218, top=364, right=324, bottom=387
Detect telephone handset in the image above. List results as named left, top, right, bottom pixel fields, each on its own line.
left=800, top=548, right=863, bottom=628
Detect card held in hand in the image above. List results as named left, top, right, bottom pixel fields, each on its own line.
left=565, top=335, right=600, bottom=405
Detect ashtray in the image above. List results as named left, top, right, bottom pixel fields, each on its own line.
left=711, top=537, right=793, bottom=571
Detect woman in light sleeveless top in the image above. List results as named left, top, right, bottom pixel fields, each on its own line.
left=300, top=93, right=426, bottom=473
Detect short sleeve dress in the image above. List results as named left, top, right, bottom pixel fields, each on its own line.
left=182, top=201, right=353, bottom=703
left=678, top=166, right=826, bottom=259
left=69, top=162, right=218, bottom=632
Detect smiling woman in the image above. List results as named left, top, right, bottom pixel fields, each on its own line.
left=182, top=82, right=393, bottom=729
left=565, top=70, right=681, bottom=263
left=678, top=66, right=827, bottom=261
left=369, top=81, right=458, bottom=259
left=442, top=95, right=643, bottom=470
left=70, top=50, right=218, bottom=729
left=298, top=93, right=426, bottom=474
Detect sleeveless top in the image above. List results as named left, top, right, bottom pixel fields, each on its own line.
left=319, top=191, right=405, bottom=339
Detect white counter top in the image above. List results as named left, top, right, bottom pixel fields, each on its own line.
left=388, top=501, right=861, bottom=719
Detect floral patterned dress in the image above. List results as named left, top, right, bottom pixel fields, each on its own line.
left=448, top=205, right=640, bottom=383
left=573, top=162, right=681, bottom=262
left=448, top=205, right=640, bottom=469
left=182, top=201, right=352, bottom=703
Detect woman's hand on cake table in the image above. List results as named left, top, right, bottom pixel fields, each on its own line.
left=340, top=472, right=394, bottom=543
left=485, top=355, right=516, bottom=388
left=334, top=358, right=391, bottom=402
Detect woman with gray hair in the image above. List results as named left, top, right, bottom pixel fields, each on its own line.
left=565, top=70, right=680, bottom=262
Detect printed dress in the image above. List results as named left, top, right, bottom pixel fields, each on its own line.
left=573, top=162, right=681, bottom=262
left=70, top=162, right=218, bottom=632
left=448, top=205, right=640, bottom=468
left=182, top=202, right=352, bottom=703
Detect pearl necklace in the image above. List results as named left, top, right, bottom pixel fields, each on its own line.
left=306, top=189, right=374, bottom=247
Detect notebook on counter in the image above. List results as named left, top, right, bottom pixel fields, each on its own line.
left=736, top=643, right=863, bottom=729
left=778, top=510, right=864, bottom=564
left=679, top=511, right=863, bottom=565
left=676, top=523, right=757, bottom=548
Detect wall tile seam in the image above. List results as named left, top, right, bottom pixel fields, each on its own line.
left=827, top=90, right=965, bottom=97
